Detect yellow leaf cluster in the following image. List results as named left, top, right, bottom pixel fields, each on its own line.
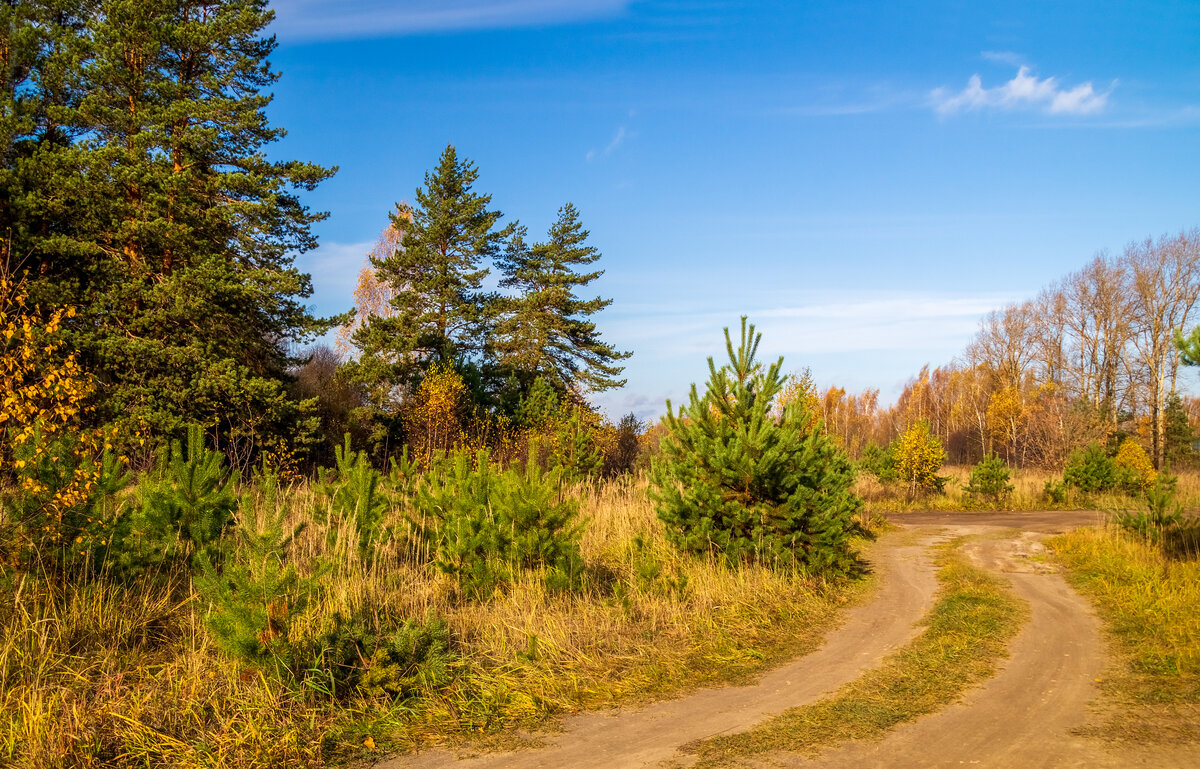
left=406, top=363, right=471, bottom=467
left=893, top=421, right=947, bottom=497
left=1113, top=438, right=1156, bottom=491
left=0, top=278, right=120, bottom=553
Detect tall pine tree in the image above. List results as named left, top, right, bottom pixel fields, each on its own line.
left=350, top=144, right=509, bottom=411
left=493, top=203, right=629, bottom=399
left=3, top=1, right=337, bottom=452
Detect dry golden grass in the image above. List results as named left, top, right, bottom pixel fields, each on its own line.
left=1050, top=525, right=1200, bottom=745
left=1, top=476, right=860, bottom=768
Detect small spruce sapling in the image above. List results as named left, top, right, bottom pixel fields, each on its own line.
left=112, top=425, right=238, bottom=577
left=1063, top=442, right=1118, bottom=494
left=194, top=500, right=327, bottom=681
left=650, top=318, right=862, bottom=574
left=414, top=447, right=583, bottom=597
left=964, top=453, right=1014, bottom=505
left=313, top=434, right=390, bottom=564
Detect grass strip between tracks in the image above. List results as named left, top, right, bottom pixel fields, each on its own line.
left=689, top=540, right=1026, bottom=767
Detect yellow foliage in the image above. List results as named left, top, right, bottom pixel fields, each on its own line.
left=986, top=386, right=1024, bottom=450
left=774, top=369, right=821, bottom=430
left=893, top=421, right=947, bottom=498
left=406, top=362, right=469, bottom=467
left=0, top=276, right=120, bottom=556
left=1114, top=438, right=1156, bottom=491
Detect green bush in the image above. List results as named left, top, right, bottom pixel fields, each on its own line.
left=193, top=494, right=326, bottom=681
left=964, top=453, right=1014, bottom=504
left=413, top=449, right=583, bottom=598
left=859, top=441, right=897, bottom=483
left=649, top=318, right=862, bottom=574
left=1063, top=442, right=1118, bottom=494
left=1042, top=479, right=1069, bottom=506
left=1114, top=471, right=1183, bottom=543
left=312, top=434, right=390, bottom=564
left=111, top=425, right=238, bottom=577
left=309, top=607, right=455, bottom=700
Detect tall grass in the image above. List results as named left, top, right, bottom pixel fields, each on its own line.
left=1, top=476, right=858, bottom=768
left=1049, top=525, right=1200, bottom=742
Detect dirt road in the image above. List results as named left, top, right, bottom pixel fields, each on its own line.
left=376, top=513, right=1195, bottom=769
left=380, top=532, right=941, bottom=769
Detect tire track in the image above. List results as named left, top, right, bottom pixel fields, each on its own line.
left=379, top=532, right=940, bottom=769
left=763, top=527, right=1195, bottom=769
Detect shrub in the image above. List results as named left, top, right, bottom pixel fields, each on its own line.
left=601, top=412, right=642, bottom=478
left=312, top=434, right=390, bottom=564
left=1042, top=479, right=1069, bottom=506
left=649, top=318, right=862, bottom=574
left=110, top=425, right=238, bottom=578
left=892, top=421, right=949, bottom=498
left=964, top=453, right=1014, bottom=504
left=306, top=603, right=455, bottom=700
left=859, top=441, right=897, bottom=483
left=1113, top=438, right=1156, bottom=493
left=193, top=495, right=326, bottom=681
left=1114, top=470, right=1183, bottom=543
left=1063, top=441, right=1118, bottom=493
left=413, top=449, right=583, bottom=598
left=0, top=276, right=131, bottom=571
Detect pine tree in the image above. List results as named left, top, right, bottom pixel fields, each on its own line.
left=5, top=1, right=337, bottom=450
left=350, top=145, right=509, bottom=413
left=494, top=203, right=629, bottom=398
left=650, top=318, right=862, bottom=574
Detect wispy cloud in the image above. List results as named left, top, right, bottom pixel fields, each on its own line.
left=607, top=292, right=1014, bottom=357
left=932, top=66, right=1113, bottom=116
left=271, top=0, right=631, bottom=41
left=594, top=291, right=1017, bottom=420
left=768, top=79, right=918, bottom=118
left=981, top=50, right=1025, bottom=68
left=586, top=125, right=631, bottom=161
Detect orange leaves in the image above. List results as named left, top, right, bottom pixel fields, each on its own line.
left=334, top=213, right=407, bottom=355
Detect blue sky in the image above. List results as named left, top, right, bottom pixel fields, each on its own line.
left=267, top=0, right=1200, bottom=420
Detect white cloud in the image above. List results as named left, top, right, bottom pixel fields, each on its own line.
left=586, top=125, right=630, bottom=161
left=606, top=292, right=1014, bottom=357
left=932, top=66, right=1112, bottom=116
left=271, top=0, right=631, bottom=41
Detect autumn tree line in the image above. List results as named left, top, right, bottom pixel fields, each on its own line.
left=805, top=229, right=1200, bottom=472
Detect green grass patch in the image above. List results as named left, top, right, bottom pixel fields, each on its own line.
left=1049, top=526, right=1200, bottom=743
left=690, top=543, right=1026, bottom=766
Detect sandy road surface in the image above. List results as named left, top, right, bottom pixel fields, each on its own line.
left=375, top=513, right=1195, bottom=769
left=753, top=524, right=1196, bottom=769
left=378, top=532, right=940, bottom=769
